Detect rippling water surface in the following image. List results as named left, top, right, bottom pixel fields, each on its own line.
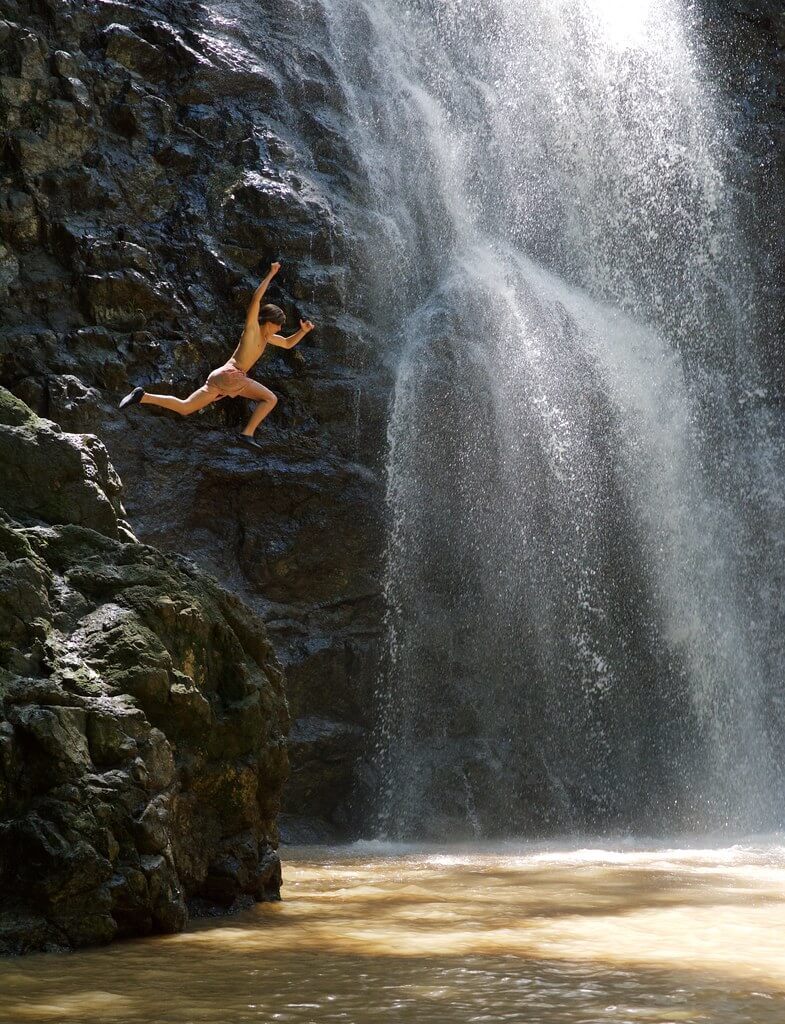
left=2, top=841, right=784, bottom=1023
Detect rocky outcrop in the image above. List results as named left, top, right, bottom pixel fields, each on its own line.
left=0, top=388, right=289, bottom=954
left=0, top=0, right=388, bottom=837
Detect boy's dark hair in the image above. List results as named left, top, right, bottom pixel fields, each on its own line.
left=260, top=303, right=285, bottom=325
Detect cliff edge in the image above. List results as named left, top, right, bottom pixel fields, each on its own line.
left=0, top=387, right=289, bottom=954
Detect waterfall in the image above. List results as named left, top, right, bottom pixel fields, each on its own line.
left=321, top=0, right=785, bottom=837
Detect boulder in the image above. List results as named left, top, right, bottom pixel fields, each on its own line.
left=0, top=388, right=124, bottom=539
left=103, top=24, right=167, bottom=80
left=0, top=390, right=289, bottom=953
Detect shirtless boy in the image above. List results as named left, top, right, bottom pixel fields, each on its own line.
left=118, top=261, right=314, bottom=449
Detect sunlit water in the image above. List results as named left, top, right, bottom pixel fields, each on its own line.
left=324, top=0, right=785, bottom=838
left=2, top=841, right=785, bottom=1023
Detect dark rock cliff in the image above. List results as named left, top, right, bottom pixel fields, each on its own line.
left=0, top=386, right=289, bottom=954
left=0, top=0, right=389, bottom=840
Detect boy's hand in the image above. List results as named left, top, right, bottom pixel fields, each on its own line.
left=269, top=261, right=282, bottom=276
left=300, top=318, right=315, bottom=334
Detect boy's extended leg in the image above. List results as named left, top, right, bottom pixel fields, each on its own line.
left=139, top=385, right=219, bottom=416
left=238, top=380, right=278, bottom=436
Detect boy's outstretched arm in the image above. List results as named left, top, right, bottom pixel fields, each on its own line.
left=245, top=261, right=281, bottom=328
left=268, top=318, right=315, bottom=349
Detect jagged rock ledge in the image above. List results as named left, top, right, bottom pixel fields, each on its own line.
left=0, top=387, right=289, bottom=954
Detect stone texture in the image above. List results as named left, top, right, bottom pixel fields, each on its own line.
left=0, top=388, right=288, bottom=954
left=0, top=0, right=389, bottom=837
left=697, top=0, right=785, bottom=393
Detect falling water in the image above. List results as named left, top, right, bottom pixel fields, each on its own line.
left=322, top=0, right=785, bottom=837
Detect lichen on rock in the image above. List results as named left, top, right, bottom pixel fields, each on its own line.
left=0, top=388, right=289, bottom=954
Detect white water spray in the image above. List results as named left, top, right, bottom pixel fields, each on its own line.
left=318, top=0, right=785, bottom=836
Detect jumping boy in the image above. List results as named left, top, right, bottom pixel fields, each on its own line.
left=118, top=261, right=314, bottom=449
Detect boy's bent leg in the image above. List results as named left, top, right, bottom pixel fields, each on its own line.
left=238, top=380, right=278, bottom=436
left=141, top=385, right=219, bottom=416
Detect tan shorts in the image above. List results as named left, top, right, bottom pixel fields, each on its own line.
left=205, top=361, right=250, bottom=397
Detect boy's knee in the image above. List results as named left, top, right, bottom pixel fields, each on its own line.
left=268, top=393, right=278, bottom=408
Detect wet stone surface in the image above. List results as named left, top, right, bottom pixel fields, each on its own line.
left=0, top=0, right=390, bottom=839
left=0, top=388, right=289, bottom=953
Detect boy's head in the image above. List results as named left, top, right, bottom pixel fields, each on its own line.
left=260, top=303, right=285, bottom=328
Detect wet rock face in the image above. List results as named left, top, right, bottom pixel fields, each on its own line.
left=697, top=1, right=785, bottom=392
left=0, top=0, right=388, bottom=836
left=0, top=388, right=289, bottom=954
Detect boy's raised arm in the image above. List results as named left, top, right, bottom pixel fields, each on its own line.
left=245, top=261, right=281, bottom=327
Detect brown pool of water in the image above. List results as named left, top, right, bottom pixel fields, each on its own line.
left=1, top=839, right=784, bottom=1023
